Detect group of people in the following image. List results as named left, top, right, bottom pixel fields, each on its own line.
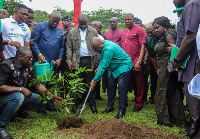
left=0, top=0, right=200, bottom=138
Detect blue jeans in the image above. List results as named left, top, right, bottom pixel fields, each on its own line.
left=0, top=92, right=40, bottom=130
left=107, top=70, right=131, bottom=112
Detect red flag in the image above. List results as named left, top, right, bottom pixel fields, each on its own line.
left=73, top=0, right=83, bottom=27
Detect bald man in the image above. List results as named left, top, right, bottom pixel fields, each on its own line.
left=32, top=11, right=64, bottom=113
left=90, top=37, right=132, bottom=119
left=103, top=17, right=123, bottom=46
left=66, top=14, right=99, bottom=114
left=90, top=21, right=104, bottom=40
left=96, top=21, right=103, bottom=36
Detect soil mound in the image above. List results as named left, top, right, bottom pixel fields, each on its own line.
left=78, top=119, right=182, bottom=139
left=56, top=118, right=185, bottom=139
left=80, top=119, right=143, bottom=139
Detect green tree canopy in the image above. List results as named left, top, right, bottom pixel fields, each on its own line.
left=54, top=6, right=74, bottom=20
left=33, top=10, right=49, bottom=23
left=83, top=7, right=126, bottom=28
left=3, top=0, right=22, bottom=16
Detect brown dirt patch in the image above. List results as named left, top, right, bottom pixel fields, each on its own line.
left=56, top=118, right=186, bottom=139
left=56, top=116, right=84, bottom=129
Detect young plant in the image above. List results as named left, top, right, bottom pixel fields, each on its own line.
left=29, top=67, right=93, bottom=116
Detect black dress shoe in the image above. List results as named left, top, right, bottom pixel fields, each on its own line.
left=70, top=106, right=78, bottom=114
left=0, top=129, right=14, bottom=139
left=18, top=111, right=32, bottom=119
left=91, top=106, right=98, bottom=113
left=101, top=107, right=114, bottom=114
left=115, top=112, right=125, bottom=119
left=133, top=106, right=142, bottom=112
left=37, top=109, right=48, bottom=116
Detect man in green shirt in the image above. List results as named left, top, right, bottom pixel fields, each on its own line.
left=90, top=37, right=132, bottom=119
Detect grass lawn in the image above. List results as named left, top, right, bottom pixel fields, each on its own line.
left=6, top=91, right=189, bottom=139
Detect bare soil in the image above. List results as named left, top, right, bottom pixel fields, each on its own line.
left=56, top=116, right=83, bottom=129
left=56, top=117, right=186, bottom=139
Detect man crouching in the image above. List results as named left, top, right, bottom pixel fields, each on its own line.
left=0, top=47, right=63, bottom=139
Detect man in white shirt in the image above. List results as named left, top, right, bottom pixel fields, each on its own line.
left=66, top=14, right=99, bottom=114
left=1, top=4, right=30, bottom=60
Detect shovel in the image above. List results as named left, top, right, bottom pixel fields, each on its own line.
left=75, top=87, right=92, bottom=117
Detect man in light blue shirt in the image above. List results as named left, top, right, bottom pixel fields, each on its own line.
left=90, top=37, right=132, bottom=119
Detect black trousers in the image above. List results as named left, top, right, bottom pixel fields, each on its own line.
left=149, top=60, right=157, bottom=101
left=73, top=56, right=96, bottom=107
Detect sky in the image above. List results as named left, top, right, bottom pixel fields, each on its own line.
left=21, top=0, right=178, bottom=24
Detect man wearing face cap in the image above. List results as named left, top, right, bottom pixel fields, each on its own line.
left=60, top=16, right=72, bottom=74
left=134, top=17, right=142, bottom=27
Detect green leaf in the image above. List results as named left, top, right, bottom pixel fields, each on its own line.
left=37, top=76, right=43, bottom=82
left=79, top=90, right=85, bottom=94
left=66, top=103, right=75, bottom=105
left=46, top=96, right=52, bottom=100
left=85, top=69, right=93, bottom=72
left=47, top=73, right=50, bottom=80
left=61, top=99, right=67, bottom=103
left=66, top=94, right=70, bottom=99
left=65, top=107, right=70, bottom=113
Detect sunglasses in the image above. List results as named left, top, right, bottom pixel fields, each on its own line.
left=23, top=56, right=33, bottom=60
left=146, top=31, right=153, bottom=36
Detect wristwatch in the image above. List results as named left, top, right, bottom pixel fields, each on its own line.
left=174, top=57, right=181, bottom=63
left=137, top=61, right=142, bottom=65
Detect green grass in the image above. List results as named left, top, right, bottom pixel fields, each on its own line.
left=6, top=91, right=189, bottom=139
